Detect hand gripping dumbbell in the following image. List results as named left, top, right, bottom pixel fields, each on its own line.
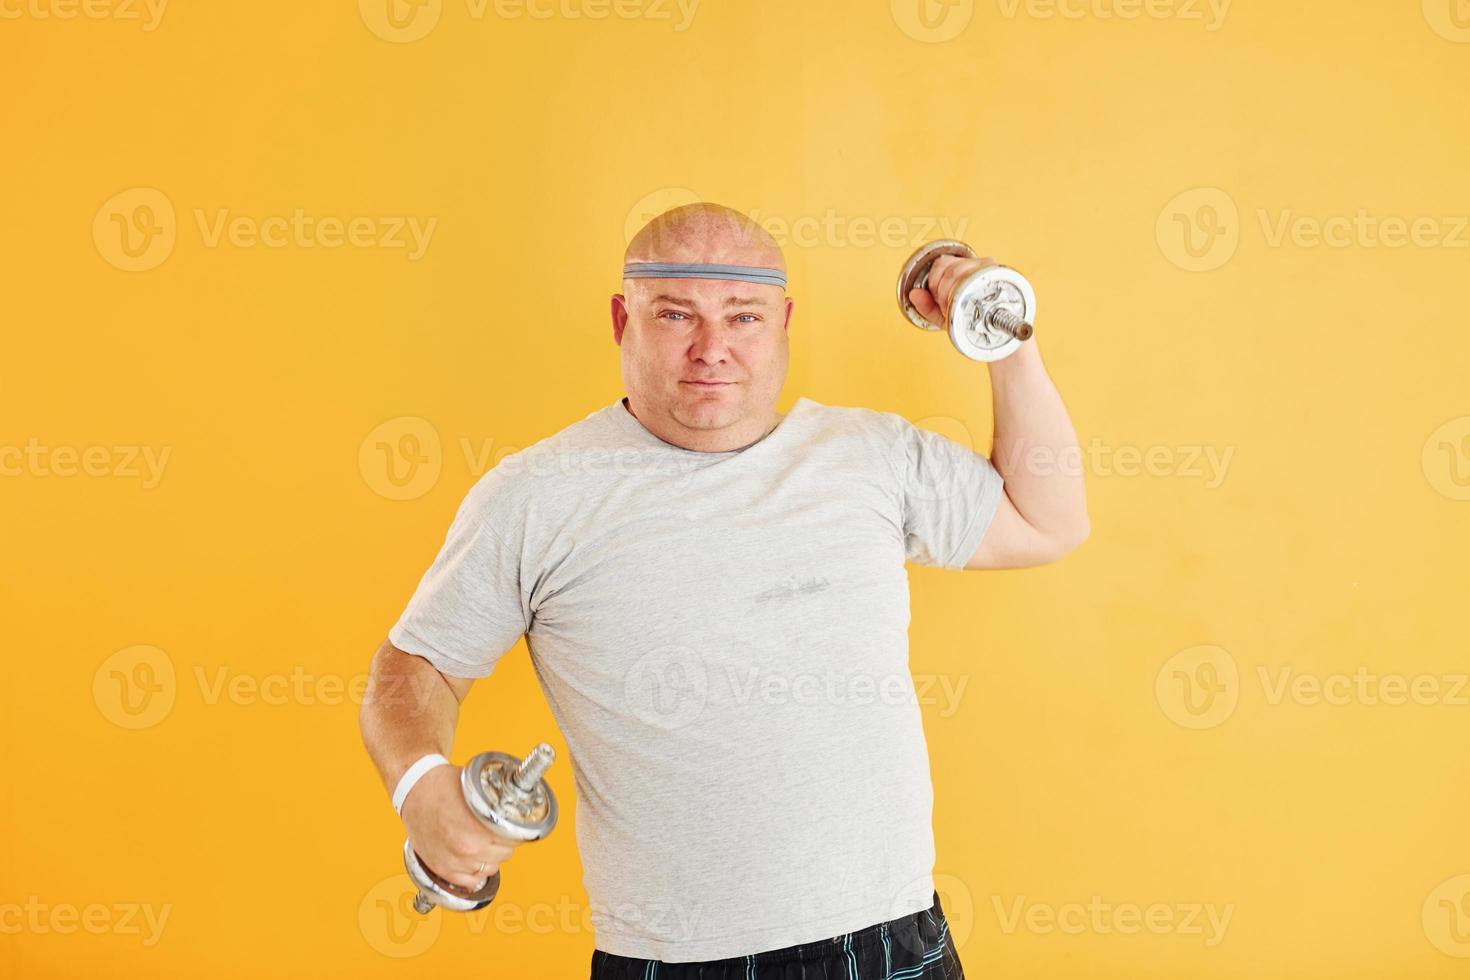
left=402, top=743, right=558, bottom=914
left=896, top=239, right=1037, bottom=362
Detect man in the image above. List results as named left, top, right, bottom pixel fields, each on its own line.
left=360, top=203, right=1089, bottom=978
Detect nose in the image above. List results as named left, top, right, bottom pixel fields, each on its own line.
left=687, top=320, right=731, bottom=365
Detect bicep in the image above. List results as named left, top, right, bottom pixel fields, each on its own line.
left=375, top=637, right=477, bottom=704
left=962, top=490, right=1063, bottom=570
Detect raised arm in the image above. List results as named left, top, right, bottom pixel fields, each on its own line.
left=906, top=255, right=1089, bottom=570
left=963, top=338, right=1089, bottom=569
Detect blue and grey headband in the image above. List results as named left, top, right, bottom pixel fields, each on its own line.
left=622, top=262, right=787, bottom=289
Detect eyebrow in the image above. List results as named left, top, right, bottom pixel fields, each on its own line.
left=649, top=293, right=772, bottom=308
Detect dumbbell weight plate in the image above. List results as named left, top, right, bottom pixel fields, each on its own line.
left=461, top=751, right=558, bottom=841
left=896, top=239, right=978, bottom=332
left=947, top=265, right=1036, bottom=363
left=403, top=839, right=501, bottom=913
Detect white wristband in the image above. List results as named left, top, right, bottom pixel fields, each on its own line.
left=392, top=753, right=450, bottom=816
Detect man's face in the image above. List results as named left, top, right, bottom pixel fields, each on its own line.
left=612, top=276, right=792, bottom=440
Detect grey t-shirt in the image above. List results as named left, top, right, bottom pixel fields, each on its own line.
left=389, top=394, right=1004, bottom=962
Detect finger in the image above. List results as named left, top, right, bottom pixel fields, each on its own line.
left=908, top=287, right=945, bottom=326
left=927, top=255, right=975, bottom=314
left=442, top=868, right=492, bottom=890
left=417, top=852, right=490, bottom=891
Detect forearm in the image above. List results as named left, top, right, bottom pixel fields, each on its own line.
left=987, top=339, right=1089, bottom=546
left=359, top=640, right=464, bottom=794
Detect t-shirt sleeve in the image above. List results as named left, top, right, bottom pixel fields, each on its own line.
left=388, top=467, right=532, bottom=678
left=895, top=414, right=1006, bottom=569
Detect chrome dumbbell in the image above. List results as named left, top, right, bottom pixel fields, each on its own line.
left=896, top=239, right=1036, bottom=362
left=402, top=743, right=558, bottom=914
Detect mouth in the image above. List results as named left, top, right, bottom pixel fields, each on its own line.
left=682, top=381, right=735, bottom=388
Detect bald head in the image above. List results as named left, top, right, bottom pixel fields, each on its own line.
left=611, top=202, right=794, bottom=454
left=624, top=202, right=786, bottom=274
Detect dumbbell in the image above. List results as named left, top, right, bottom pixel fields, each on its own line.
left=896, top=239, right=1036, bottom=362
left=402, top=743, right=559, bottom=914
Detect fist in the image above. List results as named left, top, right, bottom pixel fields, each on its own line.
left=906, top=253, right=996, bottom=328
left=400, top=764, right=523, bottom=890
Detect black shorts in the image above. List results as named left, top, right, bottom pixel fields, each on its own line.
left=589, top=890, right=965, bottom=979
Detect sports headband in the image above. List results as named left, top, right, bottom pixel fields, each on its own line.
left=622, top=262, right=787, bottom=289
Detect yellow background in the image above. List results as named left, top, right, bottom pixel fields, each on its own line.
left=3, top=0, right=1469, bottom=976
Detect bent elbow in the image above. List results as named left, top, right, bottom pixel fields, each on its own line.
left=1051, top=520, right=1091, bottom=560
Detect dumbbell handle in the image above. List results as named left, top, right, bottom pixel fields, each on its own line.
left=980, top=304, right=1034, bottom=341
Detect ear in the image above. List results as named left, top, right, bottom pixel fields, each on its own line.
left=783, top=297, right=794, bottom=332
left=610, top=293, right=629, bottom=344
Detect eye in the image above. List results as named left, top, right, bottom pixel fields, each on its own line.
left=660, top=311, right=689, bottom=321
left=734, top=314, right=759, bottom=323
